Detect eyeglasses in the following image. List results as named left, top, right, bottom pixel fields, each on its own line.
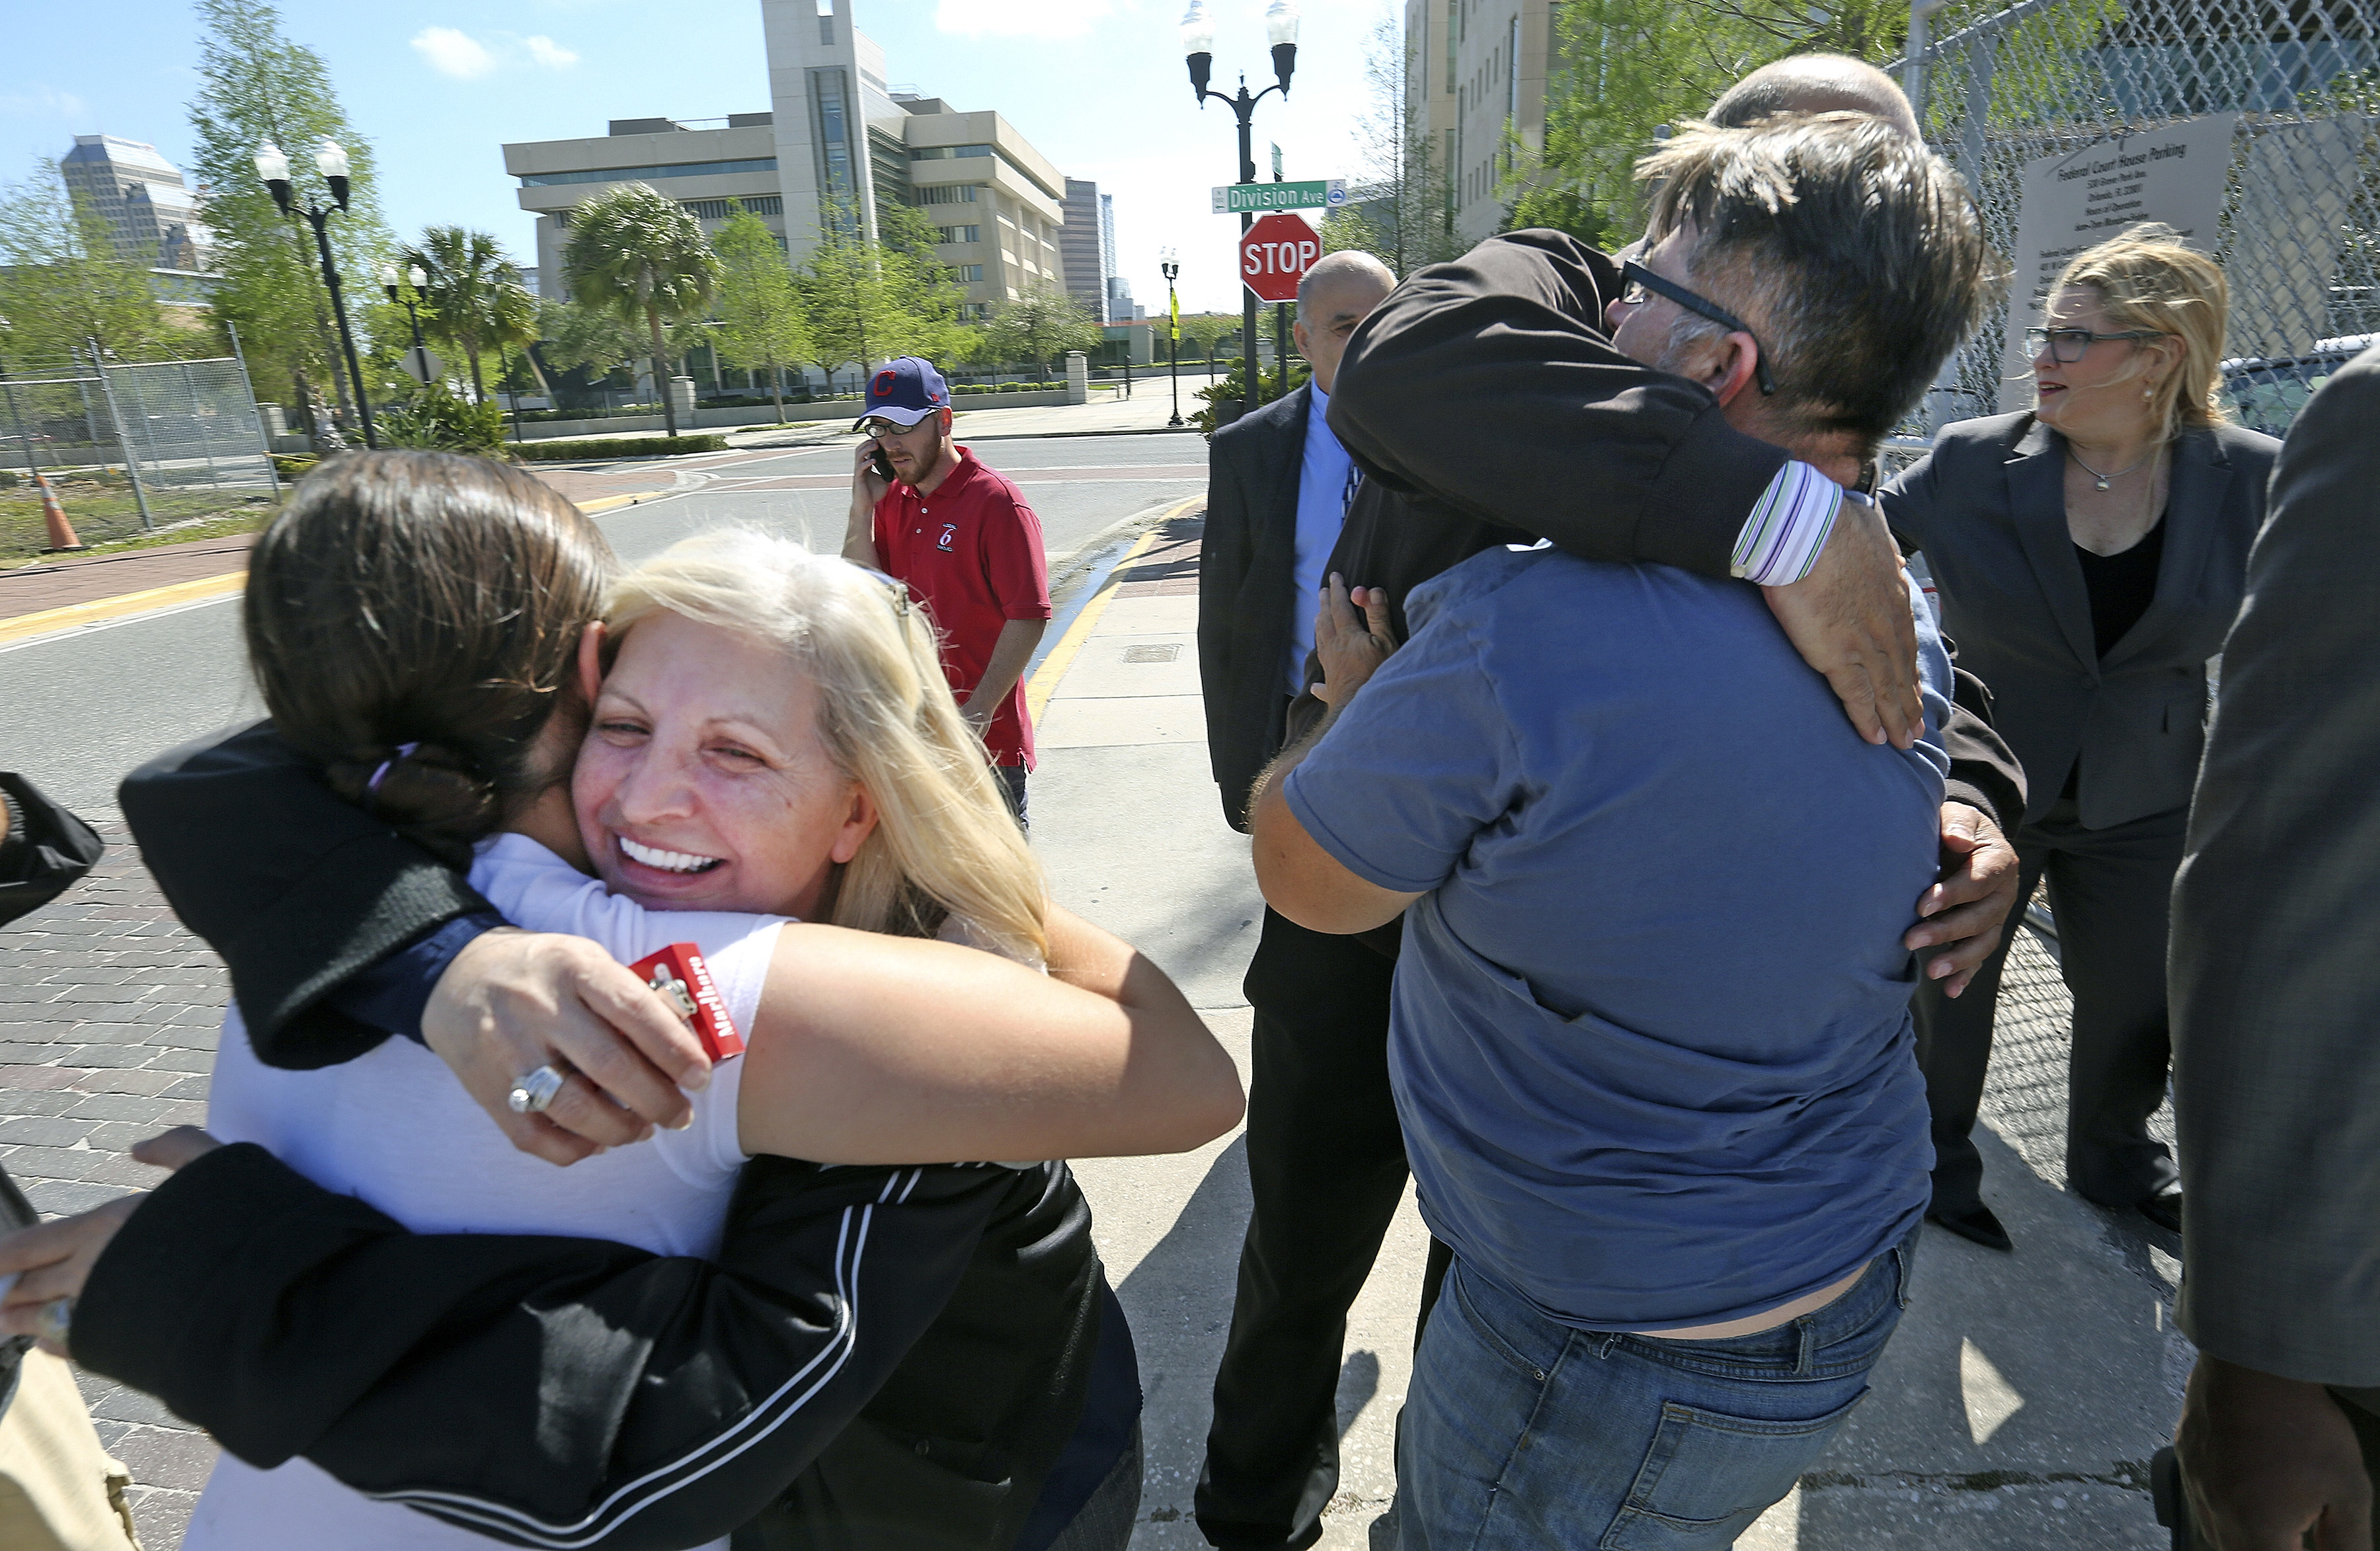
left=2024, top=326, right=2166, bottom=364
left=1618, top=260, right=1776, bottom=396
left=861, top=417, right=925, bottom=441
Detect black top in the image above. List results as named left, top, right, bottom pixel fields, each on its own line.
left=2075, top=514, right=2167, bottom=659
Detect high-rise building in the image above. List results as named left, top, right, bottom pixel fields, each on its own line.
left=1060, top=179, right=1118, bottom=321
left=504, top=1, right=1073, bottom=323
left=58, top=135, right=211, bottom=272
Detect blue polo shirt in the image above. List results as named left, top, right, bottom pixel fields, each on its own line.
left=1283, top=544, right=1950, bottom=1332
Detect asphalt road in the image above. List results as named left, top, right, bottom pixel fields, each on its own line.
left=0, top=432, right=1207, bottom=817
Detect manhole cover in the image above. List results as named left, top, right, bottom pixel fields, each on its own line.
left=1121, top=644, right=1181, bottom=664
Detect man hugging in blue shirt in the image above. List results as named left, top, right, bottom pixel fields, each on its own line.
left=1250, top=111, right=1993, bottom=1550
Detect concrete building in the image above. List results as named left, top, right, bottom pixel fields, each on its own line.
left=503, top=1, right=1072, bottom=322
left=1406, top=0, right=1557, bottom=247
left=58, top=135, right=211, bottom=271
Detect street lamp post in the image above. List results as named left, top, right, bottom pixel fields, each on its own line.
left=257, top=139, right=377, bottom=450
left=380, top=262, right=430, bottom=353
left=1182, top=0, right=1298, bottom=413
left=1160, top=248, right=1184, bottom=428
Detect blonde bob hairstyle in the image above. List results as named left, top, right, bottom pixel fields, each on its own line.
left=2049, top=223, right=2231, bottom=440
left=603, top=530, right=1047, bottom=963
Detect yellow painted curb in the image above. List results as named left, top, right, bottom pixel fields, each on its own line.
left=0, top=570, right=248, bottom=649
left=1025, top=494, right=1203, bottom=721
left=575, top=494, right=643, bottom=516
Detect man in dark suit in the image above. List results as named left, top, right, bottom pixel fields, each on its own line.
left=1195, top=251, right=1415, bottom=1551
left=2170, top=342, right=2380, bottom=1542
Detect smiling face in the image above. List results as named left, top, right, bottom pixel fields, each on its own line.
left=573, top=609, right=879, bottom=918
left=2032, top=286, right=2173, bottom=442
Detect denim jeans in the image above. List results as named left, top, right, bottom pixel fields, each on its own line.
left=1396, top=1228, right=1919, bottom=1550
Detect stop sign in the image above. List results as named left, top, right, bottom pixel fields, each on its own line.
left=1240, top=212, right=1319, bottom=303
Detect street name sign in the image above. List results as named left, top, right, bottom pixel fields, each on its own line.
left=1212, top=179, right=1347, bottom=214
left=1999, top=115, right=2235, bottom=410
left=1240, top=212, right=1319, bottom=303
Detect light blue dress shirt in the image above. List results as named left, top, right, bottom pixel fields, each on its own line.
left=1283, top=383, right=1360, bottom=693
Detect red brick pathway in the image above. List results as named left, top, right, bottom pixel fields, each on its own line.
left=0, top=535, right=257, bottom=623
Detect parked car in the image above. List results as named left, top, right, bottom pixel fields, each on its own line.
left=2219, top=334, right=2375, bottom=438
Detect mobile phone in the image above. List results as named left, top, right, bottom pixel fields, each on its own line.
left=869, top=448, right=896, bottom=482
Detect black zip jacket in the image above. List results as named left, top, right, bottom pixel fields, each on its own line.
left=1316, top=229, right=2026, bottom=834
left=92, top=725, right=1111, bottom=1548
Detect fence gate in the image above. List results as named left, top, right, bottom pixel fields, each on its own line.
left=1902, top=0, right=2379, bottom=444
left=0, top=352, right=278, bottom=557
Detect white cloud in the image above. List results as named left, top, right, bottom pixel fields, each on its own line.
left=0, top=85, right=89, bottom=120
left=934, top=0, right=1114, bottom=40
left=524, top=35, right=580, bottom=69
left=412, top=26, right=498, bottom=79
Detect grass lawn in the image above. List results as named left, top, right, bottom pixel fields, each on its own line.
left=1, top=479, right=274, bottom=563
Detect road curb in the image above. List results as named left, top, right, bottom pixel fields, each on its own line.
left=0, top=571, right=247, bottom=649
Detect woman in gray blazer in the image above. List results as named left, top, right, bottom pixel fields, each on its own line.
left=1883, top=225, right=2278, bottom=1252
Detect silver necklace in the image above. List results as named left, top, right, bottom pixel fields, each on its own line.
left=2069, top=447, right=2153, bottom=491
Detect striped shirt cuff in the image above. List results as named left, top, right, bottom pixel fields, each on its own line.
left=1731, top=460, right=1846, bottom=586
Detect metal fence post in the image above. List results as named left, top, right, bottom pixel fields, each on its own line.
left=87, top=340, right=154, bottom=532
left=225, top=321, right=282, bottom=498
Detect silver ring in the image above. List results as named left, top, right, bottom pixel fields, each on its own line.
left=506, top=1064, right=567, bottom=1115
left=33, top=1296, right=71, bottom=1346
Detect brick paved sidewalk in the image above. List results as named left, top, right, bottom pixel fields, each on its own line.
left=0, top=536, right=257, bottom=624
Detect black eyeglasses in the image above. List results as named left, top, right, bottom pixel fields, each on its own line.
left=2024, top=326, right=2165, bottom=364
left=1619, top=260, right=1776, bottom=396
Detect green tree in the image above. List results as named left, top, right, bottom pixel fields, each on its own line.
left=795, top=196, right=969, bottom=390
left=562, top=183, right=722, bottom=438
left=0, top=164, right=178, bottom=364
left=1319, top=204, right=1387, bottom=260
left=187, top=0, right=393, bottom=434
left=711, top=204, right=811, bottom=422
left=981, top=286, right=1101, bottom=378
left=1353, top=12, right=1455, bottom=274
left=407, top=226, right=533, bottom=401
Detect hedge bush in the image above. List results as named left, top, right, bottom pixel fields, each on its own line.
left=270, top=454, right=320, bottom=479
left=508, top=434, right=729, bottom=461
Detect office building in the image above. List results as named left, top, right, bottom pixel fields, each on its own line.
left=1406, top=0, right=1556, bottom=247
left=1060, top=179, right=1121, bottom=321
left=58, top=135, right=211, bottom=272
left=504, top=0, right=1072, bottom=321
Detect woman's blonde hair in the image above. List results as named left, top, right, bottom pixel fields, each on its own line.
left=2051, top=223, right=2231, bottom=439
left=605, top=530, right=1047, bottom=962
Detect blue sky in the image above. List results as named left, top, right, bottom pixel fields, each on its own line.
left=1, top=0, right=1388, bottom=314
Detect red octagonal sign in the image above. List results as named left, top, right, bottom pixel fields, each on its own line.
left=1240, top=212, right=1319, bottom=303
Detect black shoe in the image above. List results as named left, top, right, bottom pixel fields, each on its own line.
left=1927, top=1201, right=2012, bottom=1252
left=2139, top=1192, right=2183, bottom=1234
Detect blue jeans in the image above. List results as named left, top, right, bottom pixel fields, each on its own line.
left=1396, top=1228, right=1918, bottom=1550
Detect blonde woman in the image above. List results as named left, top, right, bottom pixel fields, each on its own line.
left=3, top=458, right=1232, bottom=1551
left=1883, top=225, right=2280, bottom=1250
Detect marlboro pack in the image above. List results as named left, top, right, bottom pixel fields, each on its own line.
left=631, top=943, right=746, bottom=1061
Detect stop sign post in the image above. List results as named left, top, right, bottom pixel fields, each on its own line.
left=1239, top=212, right=1318, bottom=303
left=1239, top=212, right=1316, bottom=406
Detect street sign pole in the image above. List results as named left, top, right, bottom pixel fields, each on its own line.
left=1237, top=111, right=1259, bottom=408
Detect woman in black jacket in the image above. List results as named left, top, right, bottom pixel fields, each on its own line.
left=1884, top=225, right=2279, bottom=1252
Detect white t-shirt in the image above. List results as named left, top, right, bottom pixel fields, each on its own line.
left=186, top=833, right=782, bottom=1551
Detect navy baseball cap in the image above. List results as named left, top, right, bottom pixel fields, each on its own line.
left=855, top=356, right=951, bottom=429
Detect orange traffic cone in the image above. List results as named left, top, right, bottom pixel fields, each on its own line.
left=34, top=471, right=85, bottom=552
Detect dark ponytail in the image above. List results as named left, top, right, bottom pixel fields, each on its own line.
left=243, top=451, right=615, bottom=865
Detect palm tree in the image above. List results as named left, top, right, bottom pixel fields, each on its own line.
left=407, top=226, right=527, bottom=401
left=561, top=185, right=721, bottom=438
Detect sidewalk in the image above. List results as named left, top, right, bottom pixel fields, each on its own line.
left=1026, top=513, right=2184, bottom=1549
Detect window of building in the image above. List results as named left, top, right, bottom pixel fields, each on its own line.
left=678, top=195, right=784, bottom=221
left=818, top=0, right=834, bottom=42
left=959, top=264, right=984, bottom=282
left=937, top=224, right=980, bottom=243
left=960, top=302, right=988, bottom=321
left=1447, top=1, right=1459, bottom=90
left=910, top=144, right=995, bottom=161
left=520, top=157, right=778, bottom=187
left=917, top=184, right=978, bottom=205
left=809, top=67, right=856, bottom=222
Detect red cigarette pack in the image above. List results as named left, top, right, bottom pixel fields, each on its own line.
left=630, top=943, right=746, bottom=1061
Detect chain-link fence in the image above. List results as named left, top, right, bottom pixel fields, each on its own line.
left=1898, top=0, right=2379, bottom=455
left=0, top=352, right=280, bottom=559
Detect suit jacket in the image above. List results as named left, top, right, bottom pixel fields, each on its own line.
left=2171, top=343, right=2380, bottom=1387
left=1198, top=382, right=1311, bottom=830
left=1883, top=412, right=2278, bottom=829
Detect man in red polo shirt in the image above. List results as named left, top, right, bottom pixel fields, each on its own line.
left=843, top=356, right=1051, bottom=824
